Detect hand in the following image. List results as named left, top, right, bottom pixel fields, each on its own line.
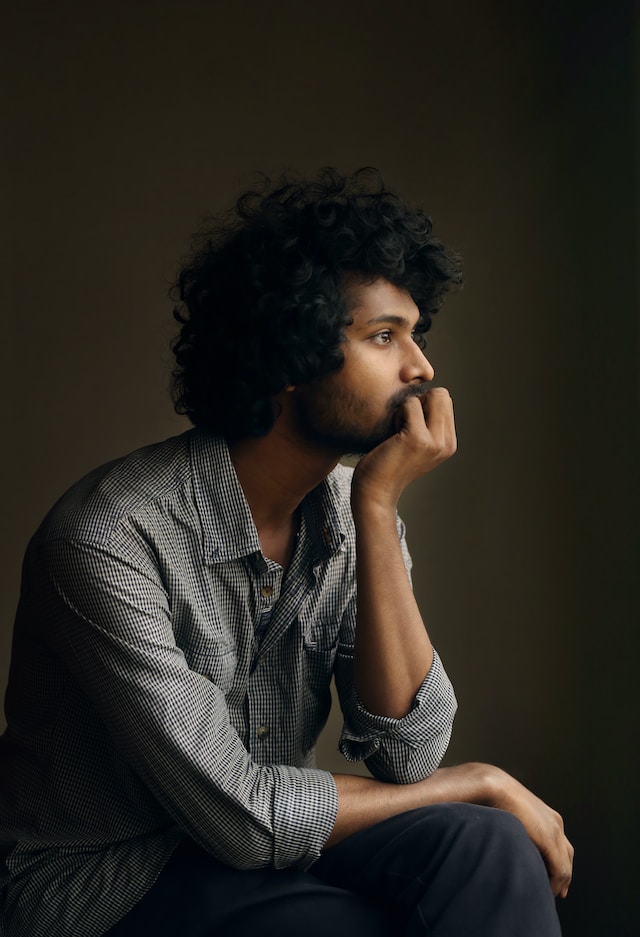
left=352, top=387, right=457, bottom=509
left=486, top=766, right=574, bottom=898
left=406, top=764, right=574, bottom=898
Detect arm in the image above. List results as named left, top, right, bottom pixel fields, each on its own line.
left=350, top=388, right=456, bottom=718
left=330, top=388, right=457, bottom=780
left=334, top=390, right=573, bottom=897
left=326, top=763, right=574, bottom=899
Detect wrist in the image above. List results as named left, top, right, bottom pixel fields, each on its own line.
left=351, top=484, right=399, bottom=523
left=477, top=763, right=515, bottom=808
left=351, top=466, right=402, bottom=516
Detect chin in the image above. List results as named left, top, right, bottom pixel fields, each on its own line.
left=329, top=422, right=396, bottom=457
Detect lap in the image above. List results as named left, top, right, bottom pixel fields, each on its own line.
left=107, top=837, right=395, bottom=937
left=313, top=803, right=561, bottom=937
left=313, top=801, right=535, bottom=894
left=108, top=803, right=557, bottom=937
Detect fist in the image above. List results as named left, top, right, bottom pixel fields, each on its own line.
left=353, top=386, right=457, bottom=509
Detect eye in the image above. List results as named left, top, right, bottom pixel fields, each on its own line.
left=371, top=330, right=392, bottom=345
left=411, top=330, right=426, bottom=350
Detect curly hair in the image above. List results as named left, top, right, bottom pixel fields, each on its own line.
left=171, top=167, right=462, bottom=439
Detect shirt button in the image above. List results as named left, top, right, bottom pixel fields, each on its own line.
left=256, top=725, right=270, bottom=740
left=260, top=585, right=274, bottom=598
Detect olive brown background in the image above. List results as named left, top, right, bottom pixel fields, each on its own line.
left=2, top=2, right=638, bottom=935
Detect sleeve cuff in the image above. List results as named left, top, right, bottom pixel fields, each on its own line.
left=338, top=650, right=457, bottom=763
left=272, top=767, right=338, bottom=869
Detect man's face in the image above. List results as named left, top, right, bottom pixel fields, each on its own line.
left=292, top=278, right=435, bottom=455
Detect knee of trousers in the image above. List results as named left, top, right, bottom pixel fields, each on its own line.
left=314, top=802, right=552, bottom=907
left=408, top=802, right=551, bottom=895
left=311, top=801, right=559, bottom=935
left=416, top=802, right=541, bottom=863
left=357, top=803, right=548, bottom=886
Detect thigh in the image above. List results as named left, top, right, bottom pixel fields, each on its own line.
left=312, top=803, right=561, bottom=937
left=107, top=839, right=395, bottom=937
left=314, top=802, right=522, bottom=898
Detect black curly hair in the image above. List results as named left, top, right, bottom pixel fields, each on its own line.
left=171, top=167, right=462, bottom=439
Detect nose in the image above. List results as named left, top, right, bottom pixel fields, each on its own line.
left=401, top=341, right=435, bottom=384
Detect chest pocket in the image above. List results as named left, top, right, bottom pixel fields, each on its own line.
left=301, top=612, right=341, bottom=653
left=183, top=642, right=238, bottom=692
left=300, top=614, right=340, bottom=697
left=297, top=614, right=338, bottom=754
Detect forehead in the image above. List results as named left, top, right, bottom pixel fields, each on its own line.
left=345, top=278, right=419, bottom=329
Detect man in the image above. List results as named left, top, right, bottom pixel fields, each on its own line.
left=0, top=169, right=573, bottom=936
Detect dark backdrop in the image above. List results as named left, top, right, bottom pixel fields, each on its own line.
left=2, top=2, right=638, bottom=934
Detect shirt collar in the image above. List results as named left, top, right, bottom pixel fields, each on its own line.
left=189, top=429, right=346, bottom=565
left=301, top=468, right=347, bottom=561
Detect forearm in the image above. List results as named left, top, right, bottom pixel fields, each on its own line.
left=352, top=500, right=433, bottom=718
left=326, top=762, right=495, bottom=847
left=349, top=389, right=456, bottom=720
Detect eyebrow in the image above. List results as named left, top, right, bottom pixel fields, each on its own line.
left=361, top=313, right=419, bottom=328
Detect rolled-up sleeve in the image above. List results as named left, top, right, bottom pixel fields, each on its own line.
left=271, top=766, right=338, bottom=868
left=336, top=649, right=457, bottom=783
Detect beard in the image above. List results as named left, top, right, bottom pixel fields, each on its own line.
left=291, top=380, right=427, bottom=457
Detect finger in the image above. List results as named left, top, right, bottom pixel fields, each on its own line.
left=546, top=840, right=573, bottom=897
left=559, top=838, right=574, bottom=898
left=398, top=394, right=430, bottom=434
left=421, top=387, right=456, bottom=453
left=551, top=867, right=572, bottom=897
left=399, top=395, right=453, bottom=456
left=421, top=384, right=453, bottom=415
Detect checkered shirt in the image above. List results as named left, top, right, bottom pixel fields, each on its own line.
left=0, top=429, right=457, bottom=936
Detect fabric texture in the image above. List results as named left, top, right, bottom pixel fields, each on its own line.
left=108, top=804, right=562, bottom=937
left=0, top=429, right=457, bottom=937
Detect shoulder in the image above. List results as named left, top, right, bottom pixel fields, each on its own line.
left=34, top=431, right=195, bottom=548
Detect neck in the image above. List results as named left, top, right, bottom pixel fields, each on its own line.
left=228, top=422, right=340, bottom=533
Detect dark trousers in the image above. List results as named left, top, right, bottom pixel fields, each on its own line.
left=108, top=803, right=562, bottom=936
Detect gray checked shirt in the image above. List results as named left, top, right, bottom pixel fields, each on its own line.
left=0, top=429, right=457, bottom=936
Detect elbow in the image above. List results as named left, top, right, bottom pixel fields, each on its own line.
left=193, top=821, right=276, bottom=871
left=365, top=722, right=455, bottom=784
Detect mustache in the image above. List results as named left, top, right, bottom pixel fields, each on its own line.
left=404, top=381, right=431, bottom=400
left=390, top=382, right=431, bottom=410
